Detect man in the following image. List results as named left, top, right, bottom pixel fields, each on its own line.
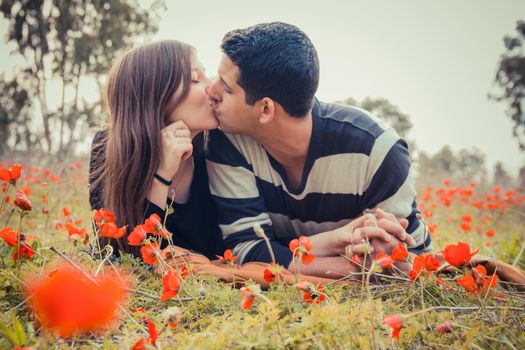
left=205, top=22, right=431, bottom=278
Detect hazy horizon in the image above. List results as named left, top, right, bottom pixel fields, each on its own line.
left=1, top=0, right=524, bottom=176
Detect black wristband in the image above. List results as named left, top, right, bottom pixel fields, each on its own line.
left=154, top=173, right=172, bottom=186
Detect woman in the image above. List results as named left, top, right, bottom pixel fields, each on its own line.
left=89, top=40, right=224, bottom=259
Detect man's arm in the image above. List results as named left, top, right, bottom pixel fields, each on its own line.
left=359, top=130, right=431, bottom=254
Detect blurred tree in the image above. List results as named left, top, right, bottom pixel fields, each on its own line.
left=416, top=146, right=488, bottom=187
left=0, top=71, right=35, bottom=156
left=491, top=20, right=525, bottom=151
left=0, top=0, right=164, bottom=157
left=493, top=161, right=514, bottom=189
left=519, top=164, right=525, bottom=191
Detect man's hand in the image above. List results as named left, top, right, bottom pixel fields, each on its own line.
left=374, top=208, right=415, bottom=247
left=310, top=213, right=392, bottom=257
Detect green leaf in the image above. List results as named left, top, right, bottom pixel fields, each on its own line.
left=0, top=321, right=16, bottom=346
left=13, top=318, right=26, bottom=346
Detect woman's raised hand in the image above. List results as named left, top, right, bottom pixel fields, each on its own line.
left=157, top=120, right=193, bottom=180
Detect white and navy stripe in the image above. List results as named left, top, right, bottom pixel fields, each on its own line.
left=206, top=100, right=431, bottom=265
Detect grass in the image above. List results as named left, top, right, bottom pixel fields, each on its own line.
left=0, top=158, right=524, bottom=349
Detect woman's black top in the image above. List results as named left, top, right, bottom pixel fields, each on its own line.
left=88, top=131, right=224, bottom=259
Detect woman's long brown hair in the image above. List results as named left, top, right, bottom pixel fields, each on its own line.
left=90, top=40, right=196, bottom=253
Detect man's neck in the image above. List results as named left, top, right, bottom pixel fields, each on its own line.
left=253, top=111, right=313, bottom=167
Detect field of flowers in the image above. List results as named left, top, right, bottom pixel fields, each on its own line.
left=0, top=159, right=524, bottom=349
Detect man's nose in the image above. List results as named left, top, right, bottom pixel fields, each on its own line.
left=206, top=79, right=220, bottom=102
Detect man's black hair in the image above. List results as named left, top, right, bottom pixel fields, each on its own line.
left=221, top=22, right=319, bottom=117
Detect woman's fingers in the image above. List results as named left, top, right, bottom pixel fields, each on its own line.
left=164, top=120, right=189, bottom=132
left=179, top=142, right=193, bottom=160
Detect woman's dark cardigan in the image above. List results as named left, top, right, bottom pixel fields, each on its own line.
left=88, top=131, right=224, bottom=259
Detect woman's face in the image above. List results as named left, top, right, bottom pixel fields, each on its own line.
left=169, top=57, right=218, bottom=133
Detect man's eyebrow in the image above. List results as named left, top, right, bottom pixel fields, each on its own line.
left=219, top=76, right=232, bottom=91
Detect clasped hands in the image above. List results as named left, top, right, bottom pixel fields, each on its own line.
left=310, top=208, right=415, bottom=269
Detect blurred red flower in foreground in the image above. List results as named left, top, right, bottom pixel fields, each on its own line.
left=443, top=242, right=478, bottom=267
left=25, top=264, right=129, bottom=337
left=383, top=314, right=403, bottom=340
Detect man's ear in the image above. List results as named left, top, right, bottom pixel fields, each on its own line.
left=258, top=97, right=275, bottom=124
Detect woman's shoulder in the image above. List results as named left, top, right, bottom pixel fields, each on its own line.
left=92, top=129, right=108, bottom=146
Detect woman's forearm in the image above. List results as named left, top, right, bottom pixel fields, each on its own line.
left=147, top=176, right=171, bottom=209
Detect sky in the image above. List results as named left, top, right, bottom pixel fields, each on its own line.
left=1, top=0, right=524, bottom=176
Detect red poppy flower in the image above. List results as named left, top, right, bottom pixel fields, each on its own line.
left=128, top=225, right=148, bottom=246
left=93, top=208, right=116, bottom=226
left=62, top=207, right=72, bottom=219
left=143, top=213, right=167, bottom=237
left=14, top=190, right=32, bottom=211
left=289, top=235, right=315, bottom=265
left=482, top=274, right=499, bottom=291
left=485, top=229, right=495, bottom=238
left=424, top=254, right=440, bottom=271
left=99, top=222, right=127, bottom=239
left=383, top=314, right=403, bottom=340
left=471, top=264, right=487, bottom=280
left=391, top=243, right=408, bottom=262
left=350, top=254, right=362, bottom=266
left=13, top=242, right=35, bottom=262
left=461, top=215, right=472, bottom=222
left=303, top=284, right=325, bottom=304
left=263, top=263, right=284, bottom=283
left=459, top=222, right=472, bottom=232
left=132, top=320, right=158, bottom=349
left=216, top=249, right=237, bottom=263
left=240, top=286, right=258, bottom=310
left=443, top=242, right=478, bottom=267
left=0, top=164, right=22, bottom=183
left=295, top=280, right=310, bottom=292
left=65, top=223, right=88, bottom=241
left=436, top=322, right=453, bottom=334
left=375, top=252, right=394, bottom=269
left=160, top=270, right=181, bottom=301
left=141, top=243, right=161, bottom=265
left=457, top=273, right=478, bottom=295
left=0, top=227, right=18, bottom=247
left=25, top=265, right=129, bottom=337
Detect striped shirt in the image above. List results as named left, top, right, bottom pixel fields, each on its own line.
left=206, top=100, right=431, bottom=267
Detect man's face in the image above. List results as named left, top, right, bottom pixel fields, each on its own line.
left=207, top=54, right=259, bottom=134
